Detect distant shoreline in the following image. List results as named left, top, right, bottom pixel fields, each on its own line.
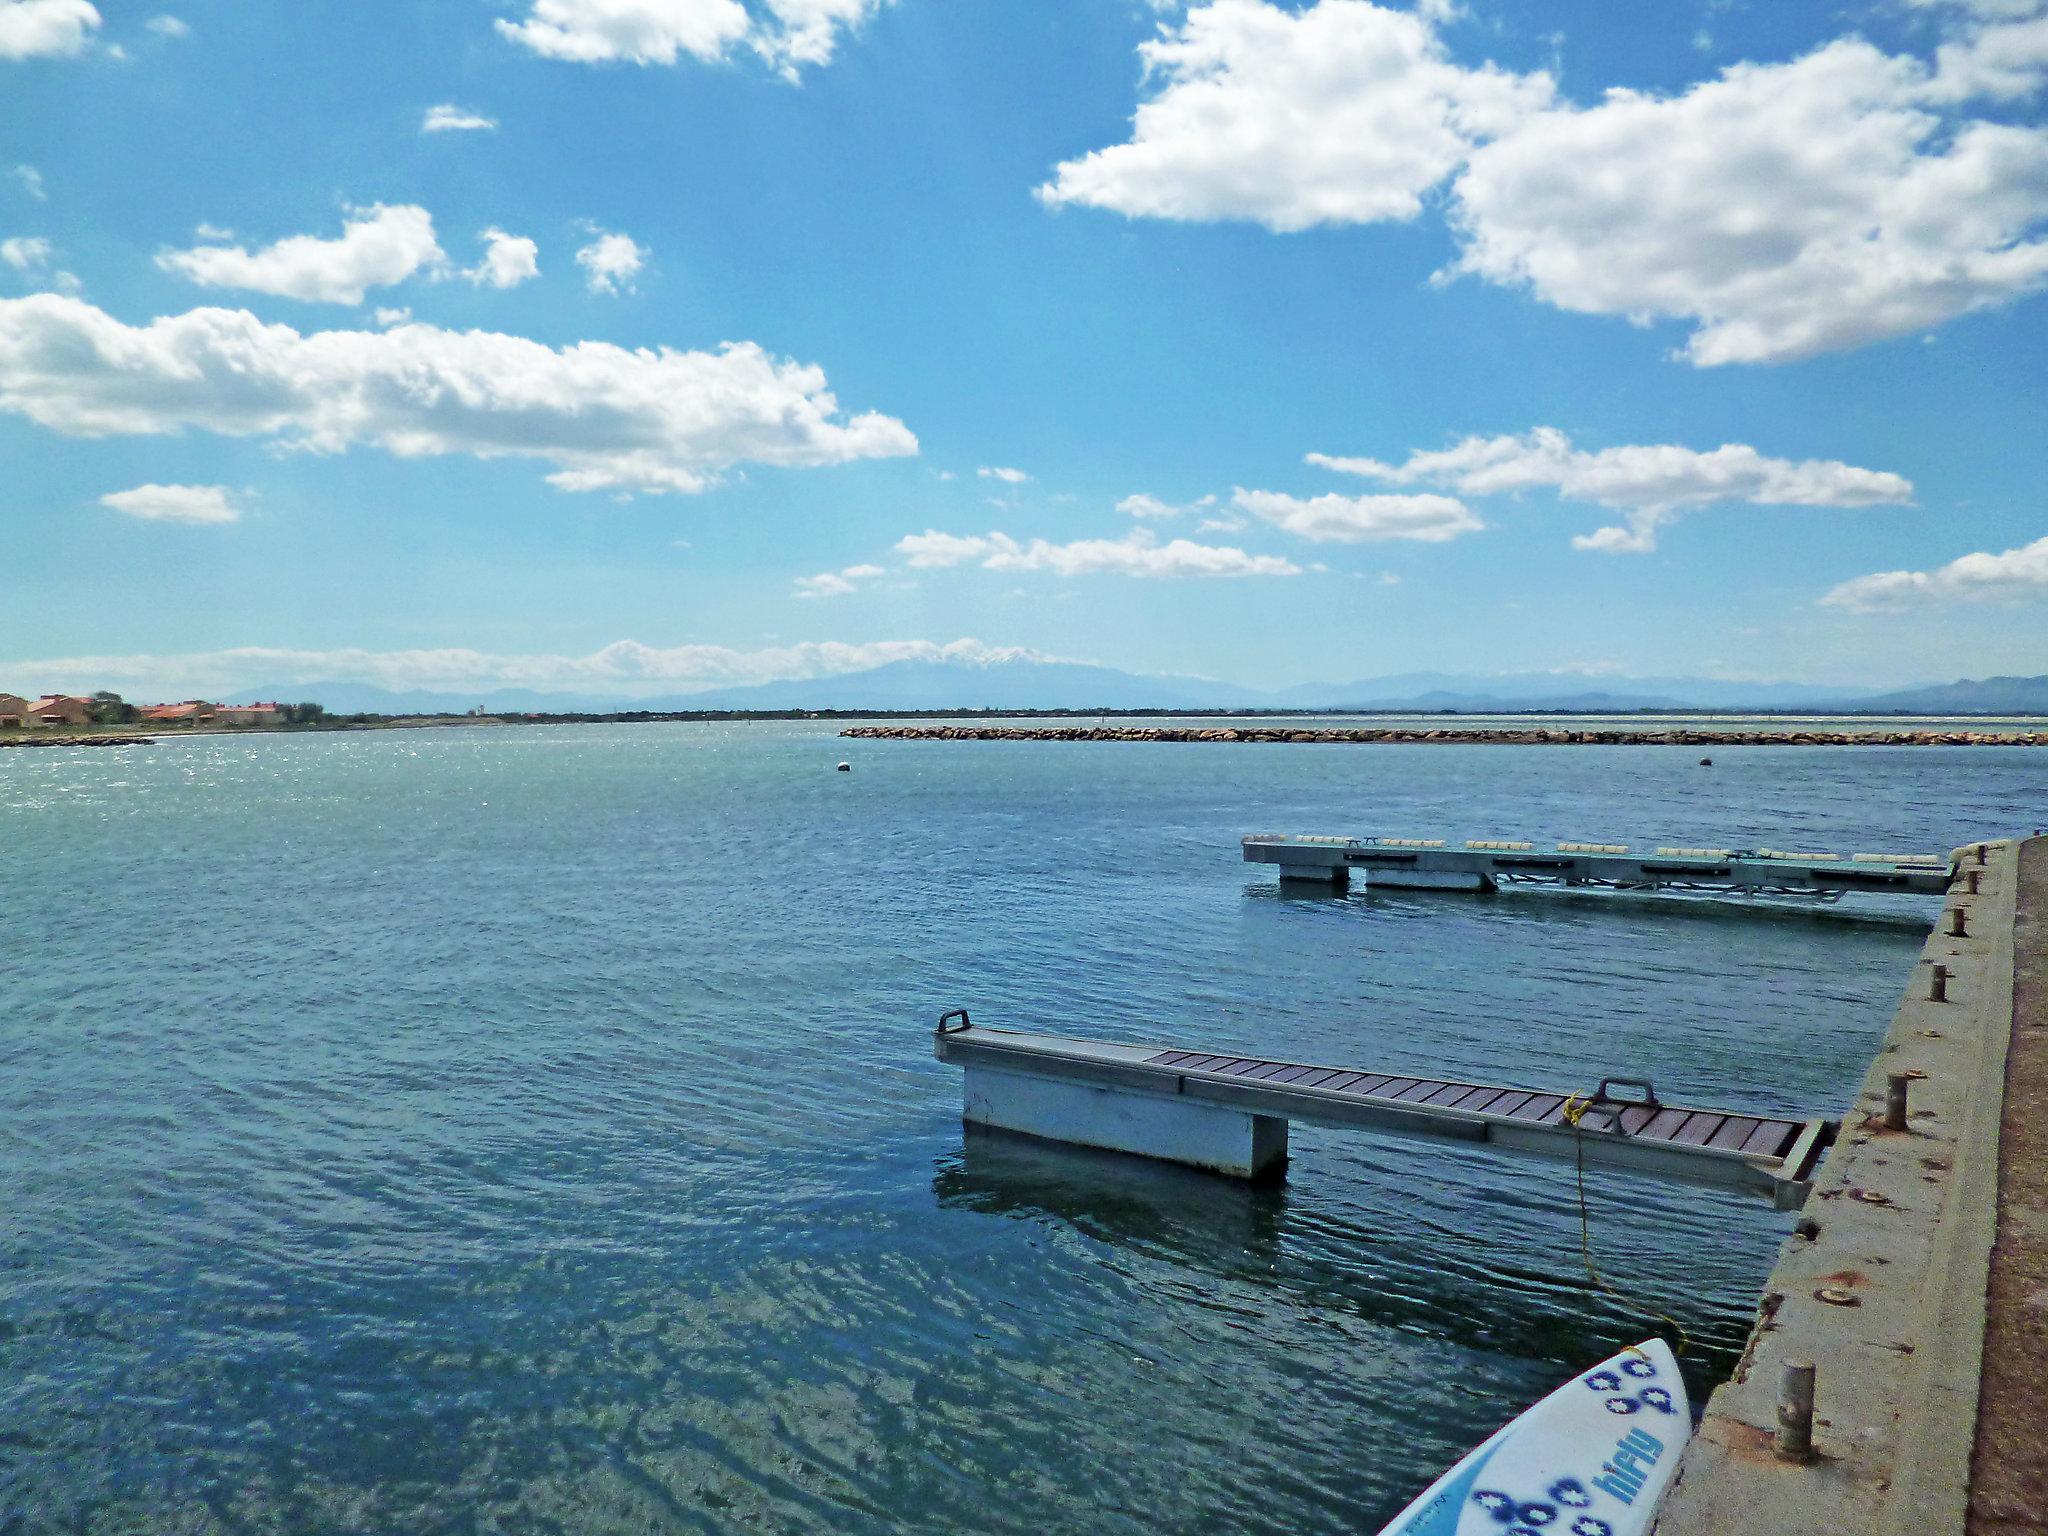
left=839, top=723, right=2048, bottom=746
left=6, top=706, right=2048, bottom=751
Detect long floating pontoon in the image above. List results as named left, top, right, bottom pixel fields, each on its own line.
left=935, top=1015, right=1832, bottom=1207
left=1243, top=834, right=1957, bottom=900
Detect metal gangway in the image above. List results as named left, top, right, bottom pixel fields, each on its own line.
left=935, top=1017, right=1833, bottom=1207
left=1243, top=834, right=1957, bottom=900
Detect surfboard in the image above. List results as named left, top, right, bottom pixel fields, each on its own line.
left=1374, top=1339, right=1693, bottom=1536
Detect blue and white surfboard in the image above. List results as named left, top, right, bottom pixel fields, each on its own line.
left=1375, top=1339, right=1693, bottom=1536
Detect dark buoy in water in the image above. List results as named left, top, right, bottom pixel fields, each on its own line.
left=836, top=761, right=852, bottom=772
left=1698, top=757, right=1713, bottom=766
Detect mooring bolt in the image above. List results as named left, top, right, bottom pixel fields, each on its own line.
left=1777, top=1360, right=1817, bottom=1462
left=1929, top=963, right=1950, bottom=1003
left=1947, top=906, right=1969, bottom=938
left=1965, top=868, right=1981, bottom=895
left=1975, top=843, right=1989, bottom=866
left=1885, top=1073, right=1910, bottom=1131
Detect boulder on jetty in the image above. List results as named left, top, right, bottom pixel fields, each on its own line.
left=837, top=724, right=2047, bottom=748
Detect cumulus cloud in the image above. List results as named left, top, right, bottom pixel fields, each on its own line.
left=1048, top=5, right=2048, bottom=364
left=576, top=227, right=645, bottom=294
left=423, top=103, right=498, bottom=132
left=1232, top=487, right=1480, bottom=543
left=893, top=526, right=1301, bottom=578
left=1820, top=535, right=2048, bottom=610
left=156, top=204, right=446, bottom=305
left=98, top=482, right=240, bottom=524
left=1, top=235, right=51, bottom=271
left=13, top=165, right=47, bottom=199
left=978, top=465, right=1030, bottom=484
left=0, top=293, right=918, bottom=495
left=792, top=561, right=884, bottom=598
left=1448, top=39, right=2048, bottom=365
left=1037, top=0, right=1552, bottom=231
left=144, top=14, right=186, bottom=37
left=465, top=227, right=539, bottom=289
left=0, top=0, right=100, bottom=60
left=1311, top=427, right=1914, bottom=551
left=495, top=0, right=881, bottom=76
left=3, top=636, right=1046, bottom=700
left=1925, top=10, right=2048, bottom=100
left=1117, top=491, right=1218, bottom=520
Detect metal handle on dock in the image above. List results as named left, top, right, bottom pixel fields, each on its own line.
left=1594, top=1077, right=1659, bottom=1108
left=936, top=1009, right=972, bottom=1036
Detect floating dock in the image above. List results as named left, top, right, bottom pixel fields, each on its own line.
left=1243, top=834, right=1956, bottom=900
left=933, top=1014, right=1831, bottom=1205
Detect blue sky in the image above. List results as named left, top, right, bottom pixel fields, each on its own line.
left=3, top=0, right=2046, bottom=698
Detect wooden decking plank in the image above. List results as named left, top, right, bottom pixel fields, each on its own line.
left=1392, top=1079, right=1451, bottom=1103
left=1438, top=1085, right=1500, bottom=1111
left=1708, top=1116, right=1765, bottom=1150
left=1669, top=1112, right=1727, bottom=1146
left=1365, top=1076, right=1421, bottom=1099
left=1423, top=1082, right=1482, bottom=1107
left=1642, top=1107, right=1692, bottom=1140
left=1740, top=1120, right=1797, bottom=1157
left=1617, top=1105, right=1660, bottom=1134
left=1267, top=1065, right=1319, bottom=1085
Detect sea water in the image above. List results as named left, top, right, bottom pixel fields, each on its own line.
left=3, top=724, right=2037, bottom=1533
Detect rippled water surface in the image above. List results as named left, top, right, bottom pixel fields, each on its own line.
left=4, top=726, right=2036, bottom=1533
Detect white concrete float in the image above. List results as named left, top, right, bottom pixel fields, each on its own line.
left=1243, top=835, right=1955, bottom=900
left=934, top=1013, right=1832, bottom=1204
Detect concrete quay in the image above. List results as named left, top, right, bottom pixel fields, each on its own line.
left=1651, top=835, right=2045, bottom=1536
left=841, top=724, right=2048, bottom=746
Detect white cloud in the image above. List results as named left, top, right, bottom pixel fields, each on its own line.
left=978, top=465, right=1030, bottom=484
left=0, top=293, right=918, bottom=495
left=1925, top=12, right=2048, bottom=101
left=1196, top=514, right=1247, bottom=533
left=752, top=0, right=882, bottom=75
left=1312, top=427, right=1914, bottom=551
left=3, top=635, right=1046, bottom=700
left=1820, top=535, right=2048, bottom=610
left=893, top=526, right=1301, bottom=578
left=374, top=307, right=411, bottom=327
left=1449, top=39, right=2048, bottom=365
left=1232, top=487, right=1481, bottom=543
left=792, top=561, right=884, bottom=598
left=1117, top=491, right=1217, bottom=520
left=1047, top=6, right=2048, bottom=365
left=465, top=227, right=539, bottom=289
left=1037, top=0, right=1552, bottom=232
left=156, top=204, right=446, bottom=305
left=896, top=530, right=993, bottom=568
left=13, top=165, right=46, bottom=200
left=0, top=0, right=100, bottom=60
left=1117, top=492, right=1177, bottom=519
left=423, top=103, right=498, bottom=133
left=576, top=228, right=645, bottom=294
left=98, top=482, right=240, bottom=524
left=144, top=14, right=186, bottom=37
left=1, top=235, right=51, bottom=270
left=495, top=0, right=881, bottom=76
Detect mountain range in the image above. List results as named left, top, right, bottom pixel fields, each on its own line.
left=236, top=661, right=2048, bottom=716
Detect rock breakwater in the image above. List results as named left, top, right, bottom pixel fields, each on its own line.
left=840, top=724, right=2048, bottom=747
left=0, top=734, right=155, bottom=749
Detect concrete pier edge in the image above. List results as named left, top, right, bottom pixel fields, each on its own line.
left=1651, top=835, right=2039, bottom=1536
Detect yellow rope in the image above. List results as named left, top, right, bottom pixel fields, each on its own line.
left=1560, top=1092, right=1690, bottom=1358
